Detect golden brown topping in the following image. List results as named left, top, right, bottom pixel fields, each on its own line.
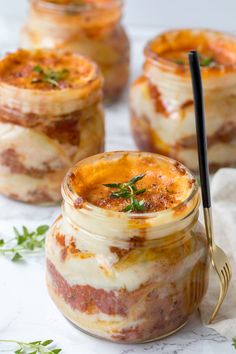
left=174, top=161, right=187, bottom=176
left=68, top=152, right=196, bottom=213
left=145, top=29, right=236, bottom=69
left=0, top=49, right=98, bottom=90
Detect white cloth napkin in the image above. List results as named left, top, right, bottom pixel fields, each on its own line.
left=200, top=168, right=236, bottom=339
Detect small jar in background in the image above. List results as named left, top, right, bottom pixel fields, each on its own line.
left=46, top=151, right=209, bottom=343
left=130, top=29, right=236, bottom=172
left=21, top=0, right=130, bottom=102
left=0, top=49, right=104, bottom=203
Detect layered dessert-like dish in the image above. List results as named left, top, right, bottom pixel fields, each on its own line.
left=130, top=29, right=236, bottom=172
left=46, top=151, right=209, bottom=343
left=21, top=0, right=130, bottom=101
left=0, top=49, right=104, bottom=203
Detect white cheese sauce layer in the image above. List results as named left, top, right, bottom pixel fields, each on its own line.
left=130, top=79, right=236, bottom=146
left=46, top=217, right=206, bottom=292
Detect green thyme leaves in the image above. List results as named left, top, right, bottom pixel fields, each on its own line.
left=173, top=54, right=215, bottom=67
left=104, top=174, right=147, bottom=213
left=199, top=55, right=214, bottom=67
left=32, top=65, right=69, bottom=88
left=233, top=338, right=236, bottom=349
left=174, top=59, right=185, bottom=65
left=0, top=225, right=49, bottom=261
left=0, top=339, right=62, bottom=354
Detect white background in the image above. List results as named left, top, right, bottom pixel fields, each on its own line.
left=0, top=0, right=236, bottom=31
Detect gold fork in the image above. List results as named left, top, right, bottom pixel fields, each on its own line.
left=189, top=50, right=232, bottom=324
left=204, top=208, right=232, bottom=323
left=191, top=262, right=205, bottom=308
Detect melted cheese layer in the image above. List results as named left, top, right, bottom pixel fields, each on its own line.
left=47, top=221, right=206, bottom=292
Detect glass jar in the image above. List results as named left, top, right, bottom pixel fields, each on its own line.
left=46, top=151, right=209, bottom=343
left=0, top=49, right=104, bottom=203
left=21, top=0, right=130, bottom=101
left=130, top=29, right=236, bottom=172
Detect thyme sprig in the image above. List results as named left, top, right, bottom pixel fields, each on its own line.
left=32, top=65, right=69, bottom=88
left=0, top=339, right=61, bottom=354
left=199, top=55, right=214, bottom=67
left=233, top=338, right=236, bottom=349
left=0, top=225, right=49, bottom=262
left=173, top=55, right=215, bottom=67
left=104, top=174, right=147, bottom=212
left=174, top=59, right=185, bottom=65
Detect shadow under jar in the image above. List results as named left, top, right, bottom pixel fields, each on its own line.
left=0, top=49, right=104, bottom=203
left=130, top=29, right=236, bottom=173
left=46, top=151, right=209, bottom=343
left=21, top=0, right=130, bottom=102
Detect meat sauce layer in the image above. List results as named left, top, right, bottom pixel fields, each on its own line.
left=69, top=153, right=195, bottom=213
left=0, top=50, right=97, bottom=90
left=47, top=258, right=192, bottom=341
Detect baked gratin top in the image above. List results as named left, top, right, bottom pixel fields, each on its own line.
left=67, top=152, right=197, bottom=213
left=0, top=49, right=100, bottom=91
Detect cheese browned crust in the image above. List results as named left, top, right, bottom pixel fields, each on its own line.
left=0, top=49, right=103, bottom=115
left=68, top=152, right=195, bottom=213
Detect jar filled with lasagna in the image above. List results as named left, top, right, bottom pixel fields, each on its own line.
left=46, top=151, right=209, bottom=343
left=130, top=29, right=236, bottom=172
left=0, top=49, right=104, bottom=203
left=21, top=0, right=130, bottom=102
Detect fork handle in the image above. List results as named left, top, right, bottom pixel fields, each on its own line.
left=189, top=51, right=211, bottom=208
left=203, top=207, right=214, bottom=249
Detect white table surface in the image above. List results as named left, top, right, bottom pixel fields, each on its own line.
left=0, top=11, right=235, bottom=354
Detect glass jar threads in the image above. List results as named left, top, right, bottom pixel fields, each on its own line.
left=130, top=29, right=236, bottom=172
left=0, top=49, right=104, bottom=203
left=21, top=0, right=130, bottom=101
left=46, top=151, right=209, bottom=343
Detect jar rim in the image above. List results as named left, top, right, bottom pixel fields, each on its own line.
left=62, top=151, right=199, bottom=222
left=29, top=0, right=123, bottom=13
left=144, top=28, right=236, bottom=73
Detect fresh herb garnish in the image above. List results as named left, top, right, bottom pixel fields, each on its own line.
left=104, top=174, right=147, bottom=212
left=32, top=65, right=69, bottom=88
left=0, top=225, right=49, bottom=261
left=174, top=59, right=185, bottom=65
left=173, top=55, right=215, bottom=67
left=0, top=339, right=62, bottom=353
left=233, top=338, right=236, bottom=349
left=199, top=55, right=214, bottom=67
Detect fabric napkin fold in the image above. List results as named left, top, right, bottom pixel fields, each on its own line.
left=200, top=168, right=236, bottom=339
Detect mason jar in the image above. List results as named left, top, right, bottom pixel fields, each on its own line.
left=21, top=0, right=130, bottom=101
left=0, top=49, right=104, bottom=203
left=130, top=29, right=236, bottom=172
left=46, top=151, right=209, bottom=343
